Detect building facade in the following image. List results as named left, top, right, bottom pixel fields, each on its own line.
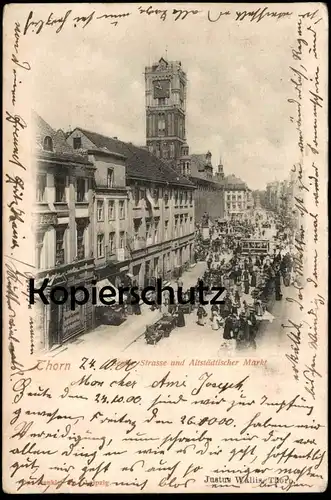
left=145, top=57, right=224, bottom=222
left=67, top=131, right=130, bottom=288
left=67, top=128, right=196, bottom=288
left=221, top=174, right=251, bottom=220
left=33, top=114, right=95, bottom=350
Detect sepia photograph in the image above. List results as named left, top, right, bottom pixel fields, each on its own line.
left=3, top=2, right=328, bottom=493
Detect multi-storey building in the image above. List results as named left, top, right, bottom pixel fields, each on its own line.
left=32, top=113, right=95, bottom=350
left=221, top=174, right=251, bottom=220
left=66, top=131, right=130, bottom=288
left=145, top=57, right=224, bottom=222
left=66, top=128, right=196, bottom=287
left=265, top=181, right=282, bottom=212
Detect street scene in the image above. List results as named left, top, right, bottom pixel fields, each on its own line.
left=47, top=201, right=300, bottom=359
left=32, top=54, right=303, bottom=357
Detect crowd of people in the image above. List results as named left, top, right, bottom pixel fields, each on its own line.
left=152, top=211, right=294, bottom=351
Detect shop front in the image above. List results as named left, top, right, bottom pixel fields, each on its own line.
left=35, top=258, right=95, bottom=350
left=95, top=262, right=130, bottom=326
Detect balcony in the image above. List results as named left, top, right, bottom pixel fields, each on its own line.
left=107, top=248, right=130, bottom=263
left=76, top=202, right=89, bottom=218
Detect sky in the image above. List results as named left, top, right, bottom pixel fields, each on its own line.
left=27, top=3, right=298, bottom=189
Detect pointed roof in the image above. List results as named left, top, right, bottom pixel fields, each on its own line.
left=33, top=111, right=92, bottom=166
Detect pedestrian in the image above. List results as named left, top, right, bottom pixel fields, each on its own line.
left=236, top=312, right=250, bottom=350
left=133, top=300, right=141, bottom=315
left=248, top=310, right=258, bottom=349
left=211, top=310, right=220, bottom=331
left=243, top=270, right=250, bottom=295
left=197, top=305, right=207, bottom=326
left=275, top=269, right=282, bottom=301
left=250, top=269, right=257, bottom=288
left=176, top=304, right=186, bottom=327
left=223, top=314, right=234, bottom=339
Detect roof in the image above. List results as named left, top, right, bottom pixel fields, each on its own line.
left=33, top=112, right=92, bottom=166
left=222, top=174, right=247, bottom=188
left=189, top=175, right=223, bottom=189
left=75, top=128, right=194, bottom=188
left=190, top=154, right=213, bottom=172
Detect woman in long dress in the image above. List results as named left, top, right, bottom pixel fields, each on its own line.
left=223, top=314, right=233, bottom=339
left=176, top=305, right=186, bottom=327
left=211, top=310, right=220, bottom=331
left=250, top=270, right=257, bottom=288
left=161, top=297, right=170, bottom=316
left=197, top=305, right=207, bottom=326
left=275, top=270, right=282, bottom=301
left=243, top=270, right=250, bottom=295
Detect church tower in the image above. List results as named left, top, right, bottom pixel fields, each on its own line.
left=145, top=57, right=187, bottom=163
left=215, top=155, right=225, bottom=182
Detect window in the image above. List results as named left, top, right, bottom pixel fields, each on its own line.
left=153, top=188, right=159, bottom=206
left=119, top=232, right=125, bottom=249
left=119, top=200, right=125, bottom=219
left=77, top=178, right=86, bottom=202
left=164, top=220, right=169, bottom=240
left=190, top=216, right=193, bottom=230
left=154, top=221, right=159, bottom=243
left=73, top=137, right=82, bottom=149
left=35, top=232, right=44, bottom=269
left=189, top=191, right=193, bottom=206
left=158, top=116, right=166, bottom=134
left=97, top=234, right=105, bottom=258
left=97, top=200, right=104, bottom=221
left=54, top=175, right=66, bottom=203
left=43, top=136, right=53, bottom=152
left=158, top=98, right=166, bottom=106
left=107, top=168, right=113, bottom=188
left=174, top=190, right=179, bottom=206
left=174, top=216, right=179, bottom=237
left=180, top=216, right=184, bottom=236
left=134, top=188, right=140, bottom=206
left=108, top=200, right=115, bottom=220
left=55, top=227, right=66, bottom=265
left=146, top=222, right=152, bottom=243
left=170, top=143, right=175, bottom=158
left=76, top=225, right=85, bottom=259
left=36, top=174, right=46, bottom=202
left=164, top=190, right=169, bottom=206
left=109, top=232, right=115, bottom=254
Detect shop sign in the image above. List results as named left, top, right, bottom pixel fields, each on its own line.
left=63, top=290, right=85, bottom=337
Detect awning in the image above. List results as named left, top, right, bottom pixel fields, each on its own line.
left=95, top=278, right=120, bottom=307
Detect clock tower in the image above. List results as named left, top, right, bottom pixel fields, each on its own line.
left=145, top=57, right=187, bottom=164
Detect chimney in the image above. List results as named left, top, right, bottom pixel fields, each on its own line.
left=113, top=136, right=118, bottom=140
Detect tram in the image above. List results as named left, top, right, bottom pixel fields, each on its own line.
left=241, top=239, right=270, bottom=255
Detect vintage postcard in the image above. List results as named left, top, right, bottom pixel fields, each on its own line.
left=3, top=2, right=328, bottom=493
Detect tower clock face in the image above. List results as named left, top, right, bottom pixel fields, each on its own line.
left=153, top=80, right=170, bottom=99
